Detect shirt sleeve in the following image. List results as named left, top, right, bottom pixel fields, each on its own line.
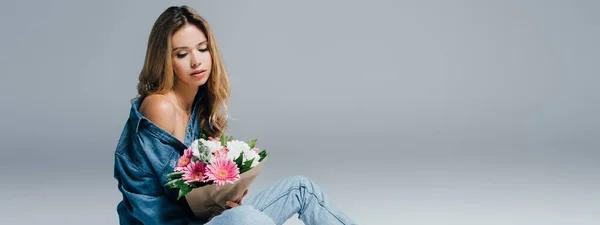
left=114, top=153, right=194, bottom=225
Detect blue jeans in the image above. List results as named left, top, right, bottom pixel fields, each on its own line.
left=220, top=175, right=357, bottom=225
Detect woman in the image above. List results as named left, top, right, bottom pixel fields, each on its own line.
left=113, top=5, right=356, bottom=225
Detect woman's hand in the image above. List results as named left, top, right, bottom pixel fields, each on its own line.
left=208, top=189, right=249, bottom=220
left=225, top=189, right=248, bottom=208
left=225, top=201, right=241, bottom=208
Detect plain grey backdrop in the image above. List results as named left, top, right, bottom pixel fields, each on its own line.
left=1, top=0, right=599, bottom=224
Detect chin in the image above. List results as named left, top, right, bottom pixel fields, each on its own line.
left=195, top=77, right=210, bottom=87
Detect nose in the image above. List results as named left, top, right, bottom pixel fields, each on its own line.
left=191, top=52, right=201, bottom=67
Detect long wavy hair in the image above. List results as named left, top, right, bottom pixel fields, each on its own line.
left=133, top=5, right=230, bottom=137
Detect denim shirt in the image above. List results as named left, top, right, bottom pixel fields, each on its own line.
left=113, top=94, right=204, bottom=225
left=114, top=94, right=277, bottom=225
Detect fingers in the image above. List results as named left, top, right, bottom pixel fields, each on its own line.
left=224, top=189, right=248, bottom=209
left=238, top=189, right=248, bottom=202
left=208, top=206, right=223, bottom=215
left=226, top=201, right=241, bottom=208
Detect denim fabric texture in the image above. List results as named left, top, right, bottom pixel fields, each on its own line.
left=114, top=93, right=356, bottom=225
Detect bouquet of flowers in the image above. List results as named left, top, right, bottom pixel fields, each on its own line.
left=164, top=133, right=268, bottom=219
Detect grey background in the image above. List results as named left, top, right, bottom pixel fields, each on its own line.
left=1, top=0, right=599, bottom=224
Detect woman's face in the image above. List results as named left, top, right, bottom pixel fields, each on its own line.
left=171, top=23, right=212, bottom=87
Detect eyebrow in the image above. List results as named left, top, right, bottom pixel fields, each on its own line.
left=172, top=41, right=208, bottom=51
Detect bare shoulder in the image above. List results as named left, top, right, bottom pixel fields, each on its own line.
left=139, top=94, right=176, bottom=134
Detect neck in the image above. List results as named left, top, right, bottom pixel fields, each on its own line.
left=171, top=82, right=198, bottom=114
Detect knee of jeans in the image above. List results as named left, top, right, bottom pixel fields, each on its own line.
left=214, top=205, right=275, bottom=225
left=285, top=175, right=313, bottom=187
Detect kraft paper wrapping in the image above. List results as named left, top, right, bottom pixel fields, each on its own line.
left=185, top=155, right=268, bottom=219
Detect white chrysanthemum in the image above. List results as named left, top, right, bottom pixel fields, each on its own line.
left=200, top=139, right=221, bottom=154
left=207, top=154, right=218, bottom=163
left=242, top=148, right=260, bottom=168
left=190, top=139, right=217, bottom=163
left=226, top=140, right=250, bottom=161
left=190, top=140, right=201, bottom=158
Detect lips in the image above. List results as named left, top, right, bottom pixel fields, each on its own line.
left=191, top=70, right=206, bottom=78
left=191, top=70, right=205, bottom=75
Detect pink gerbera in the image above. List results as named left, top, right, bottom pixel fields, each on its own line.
left=174, top=147, right=194, bottom=172
left=205, top=157, right=240, bottom=189
left=182, top=160, right=207, bottom=183
left=213, top=147, right=229, bottom=159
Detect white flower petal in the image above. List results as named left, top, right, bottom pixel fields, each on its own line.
left=226, top=140, right=249, bottom=161
left=190, top=140, right=201, bottom=158
left=200, top=139, right=221, bottom=153
left=242, top=148, right=260, bottom=168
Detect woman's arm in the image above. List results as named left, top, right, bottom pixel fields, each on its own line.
left=114, top=95, right=196, bottom=224
left=114, top=153, right=194, bottom=225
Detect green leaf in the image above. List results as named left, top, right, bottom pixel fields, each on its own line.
left=191, top=156, right=199, bottom=162
left=246, top=139, right=258, bottom=149
left=167, top=171, right=184, bottom=179
left=177, top=185, right=192, bottom=200
left=228, top=135, right=234, bottom=142
left=165, top=178, right=185, bottom=188
left=220, top=133, right=227, bottom=146
left=175, top=179, right=185, bottom=187
left=197, top=140, right=203, bottom=152
left=244, top=158, right=254, bottom=166
left=197, top=144, right=213, bottom=164
left=240, top=158, right=254, bottom=174
left=259, top=149, right=268, bottom=162
left=188, top=182, right=199, bottom=188
left=235, top=152, right=244, bottom=168
left=199, top=133, right=208, bottom=140
left=164, top=178, right=178, bottom=188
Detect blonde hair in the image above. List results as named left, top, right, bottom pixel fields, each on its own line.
left=133, top=5, right=230, bottom=137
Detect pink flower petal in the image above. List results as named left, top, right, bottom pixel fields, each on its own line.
left=204, top=157, right=240, bottom=189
